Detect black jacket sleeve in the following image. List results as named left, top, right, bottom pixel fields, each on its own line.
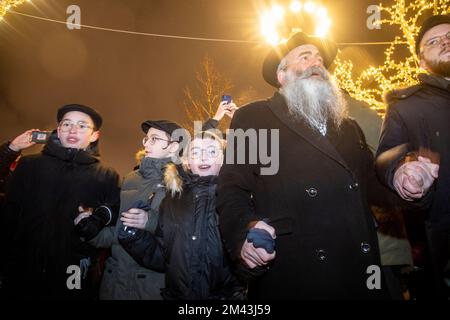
left=118, top=206, right=166, bottom=272
left=375, top=103, right=434, bottom=209
left=0, top=156, right=30, bottom=269
left=0, top=142, right=21, bottom=189
left=202, top=118, right=219, bottom=131
left=375, top=107, right=410, bottom=189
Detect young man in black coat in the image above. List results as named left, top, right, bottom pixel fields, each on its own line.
left=376, top=15, right=450, bottom=299
left=1, top=104, right=120, bottom=299
left=217, top=32, right=392, bottom=299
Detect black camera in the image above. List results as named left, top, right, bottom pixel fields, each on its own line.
left=31, top=131, right=50, bottom=144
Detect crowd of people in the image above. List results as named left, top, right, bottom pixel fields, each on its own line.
left=0, top=14, right=448, bottom=300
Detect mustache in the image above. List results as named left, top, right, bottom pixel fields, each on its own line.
left=296, top=66, right=329, bottom=80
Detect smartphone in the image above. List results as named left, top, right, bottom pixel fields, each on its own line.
left=31, top=131, right=50, bottom=144
left=221, top=95, right=232, bottom=104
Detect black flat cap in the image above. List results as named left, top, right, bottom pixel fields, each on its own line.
left=262, top=32, right=338, bottom=87
left=416, top=14, right=450, bottom=54
left=141, top=120, right=184, bottom=142
left=57, top=104, right=103, bottom=130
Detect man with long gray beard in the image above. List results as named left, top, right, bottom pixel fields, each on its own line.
left=376, top=15, right=450, bottom=299
left=217, top=32, right=392, bottom=299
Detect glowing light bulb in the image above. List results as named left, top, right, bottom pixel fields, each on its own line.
left=304, top=2, right=316, bottom=13
left=272, top=5, right=285, bottom=21
left=290, top=1, right=302, bottom=13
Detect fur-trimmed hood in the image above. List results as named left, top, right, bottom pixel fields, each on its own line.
left=163, top=163, right=218, bottom=198
left=164, top=162, right=184, bottom=198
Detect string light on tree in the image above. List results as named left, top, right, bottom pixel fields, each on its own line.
left=333, top=0, right=450, bottom=115
left=260, top=1, right=332, bottom=45
left=0, top=0, right=30, bottom=21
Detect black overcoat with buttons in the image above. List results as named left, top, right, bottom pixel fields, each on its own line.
left=376, top=73, right=450, bottom=230
left=217, top=92, right=389, bottom=299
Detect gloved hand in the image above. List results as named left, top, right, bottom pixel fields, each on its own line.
left=246, top=228, right=276, bottom=254
left=74, top=205, right=115, bottom=241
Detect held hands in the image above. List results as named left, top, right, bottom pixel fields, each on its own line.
left=120, top=208, right=149, bottom=230
left=9, top=129, right=39, bottom=152
left=240, top=220, right=276, bottom=269
left=393, top=156, right=439, bottom=201
left=213, top=101, right=238, bottom=121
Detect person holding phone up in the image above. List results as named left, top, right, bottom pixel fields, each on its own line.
left=201, top=95, right=238, bottom=131
left=0, top=129, right=47, bottom=180
left=1, top=104, right=120, bottom=300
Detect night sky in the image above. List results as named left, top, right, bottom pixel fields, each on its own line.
left=0, top=0, right=401, bottom=176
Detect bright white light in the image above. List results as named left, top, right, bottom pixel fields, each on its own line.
left=323, top=18, right=331, bottom=28
left=260, top=2, right=332, bottom=45
left=315, top=26, right=328, bottom=37
left=315, top=18, right=331, bottom=37
left=290, top=1, right=302, bottom=13
left=317, top=6, right=327, bottom=19
left=304, top=2, right=315, bottom=13
left=267, top=32, right=280, bottom=46
left=272, top=5, right=285, bottom=21
left=260, top=12, right=278, bottom=39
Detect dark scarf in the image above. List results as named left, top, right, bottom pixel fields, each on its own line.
left=42, top=131, right=100, bottom=165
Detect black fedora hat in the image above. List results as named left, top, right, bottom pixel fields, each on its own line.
left=57, top=104, right=103, bottom=130
left=262, top=32, right=338, bottom=87
left=415, top=14, right=450, bottom=54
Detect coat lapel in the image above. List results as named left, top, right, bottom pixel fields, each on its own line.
left=268, top=93, right=352, bottom=173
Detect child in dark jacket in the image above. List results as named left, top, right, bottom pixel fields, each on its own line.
left=119, top=131, right=244, bottom=300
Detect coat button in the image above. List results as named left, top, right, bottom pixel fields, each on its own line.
left=316, top=249, right=326, bottom=261
left=361, top=242, right=371, bottom=254
left=192, top=235, right=197, bottom=241
left=349, top=182, right=359, bottom=190
left=306, top=187, right=318, bottom=197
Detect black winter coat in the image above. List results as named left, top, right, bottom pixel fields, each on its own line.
left=376, top=73, right=450, bottom=230
left=0, top=142, right=21, bottom=194
left=119, top=173, right=242, bottom=300
left=1, top=134, right=120, bottom=299
left=217, top=92, right=390, bottom=299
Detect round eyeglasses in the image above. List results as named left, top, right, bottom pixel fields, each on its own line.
left=59, top=120, right=94, bottom=133
left=142, top=135, right=173, bottom=146
left=189, top=146, right=221, bottom=159
left=423, top=31, right=450, bottom=49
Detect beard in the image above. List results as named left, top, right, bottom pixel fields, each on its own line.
left=280, top=66, right=347, bottom=131
left=424, top=56, right=450, bottom=77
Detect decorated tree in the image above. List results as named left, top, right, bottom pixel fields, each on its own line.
left=333, top=0, right=450, bottom=114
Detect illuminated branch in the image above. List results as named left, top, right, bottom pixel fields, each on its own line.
left=0, top=0, right=29, bottom=20
left=334, top=0, right=449, bottom=115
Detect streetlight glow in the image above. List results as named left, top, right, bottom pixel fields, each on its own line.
left=260, top=1, right=332, bottom=45
left=290, top=1, right=302, bottom=13
left=304, top=2, right=316, bottom=13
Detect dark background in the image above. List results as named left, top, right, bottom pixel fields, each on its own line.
left=0, top=0, right=405, bottom=176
